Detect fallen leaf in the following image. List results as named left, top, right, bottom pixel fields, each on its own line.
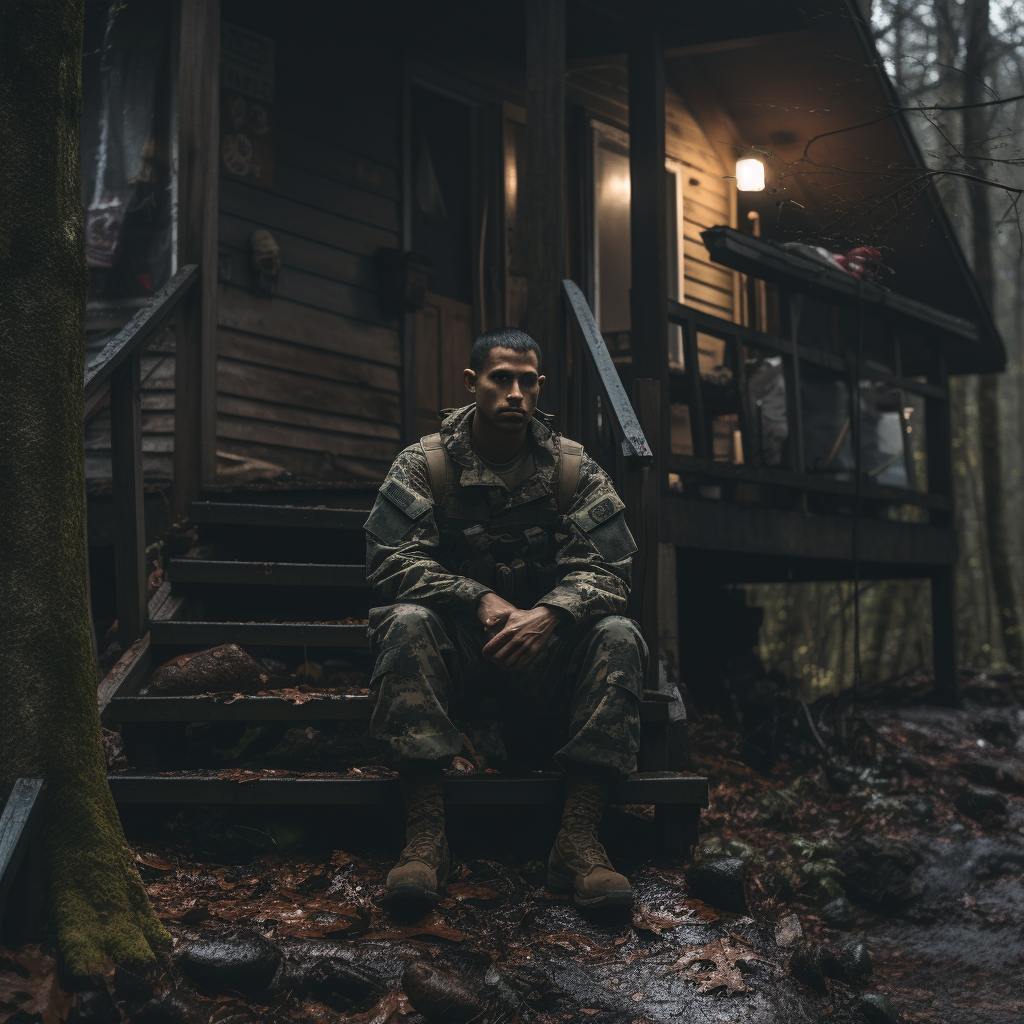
left=670, top=938, right=769, bottom=995
left=0, top=945, right=71, bottom=1024
left=363, top=911, right=466, bottom=943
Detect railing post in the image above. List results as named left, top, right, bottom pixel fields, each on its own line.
left=627, top=378, right=662, bottom=692
left=174, top=0, right=220, bottom=515
left=109, top=352, right=148, bottom=647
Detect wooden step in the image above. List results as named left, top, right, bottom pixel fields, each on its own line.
left=150, top=621, right=369, bottom=648
left=107, top=690, right=673, bottom=723
left=168, top=559, right=367, bottom=587
left=189, top=501, right=368, bottom=530
left=107, top=769, right=709, bottom=807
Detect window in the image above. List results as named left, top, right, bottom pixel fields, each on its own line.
left=590, top=121, right=685, bottom=366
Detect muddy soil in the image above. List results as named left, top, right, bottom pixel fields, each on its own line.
left=1, top=672, right=1021, bottom=1024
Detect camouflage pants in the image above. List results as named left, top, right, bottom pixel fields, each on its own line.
left=367, top=603, right=647, bottom=779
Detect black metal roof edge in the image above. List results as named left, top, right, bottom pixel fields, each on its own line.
left=837, top=0, right=1006, bottom=374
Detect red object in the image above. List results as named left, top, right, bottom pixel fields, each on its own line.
left=136, top=273, right=153, bottom=292
left=835, top=246, right=882, bottom=280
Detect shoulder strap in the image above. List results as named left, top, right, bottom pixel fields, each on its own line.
left=419, top=433, right=449, bottom=507
left=557, top=438, right=584, bottom=515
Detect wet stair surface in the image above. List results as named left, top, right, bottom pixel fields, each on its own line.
left=103, top=496, right=708, bottom=849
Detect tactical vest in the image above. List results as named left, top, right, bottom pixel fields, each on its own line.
left=419, top=432, right=584, bottom=608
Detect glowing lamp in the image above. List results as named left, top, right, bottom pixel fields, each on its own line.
left=735, top=157, right=765, bottom=192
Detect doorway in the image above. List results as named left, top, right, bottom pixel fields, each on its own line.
left=410, top=86, right=476, bottom=437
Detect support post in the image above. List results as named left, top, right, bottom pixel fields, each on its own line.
left=628, top=13, right=668, bottom=422
left=110, top=353, right=148, bottom=647
left=524, top=0, right=566, bottom=419
left=174, top=0, right=220, bottom=514
left=627, top=379, right=661, bottom=692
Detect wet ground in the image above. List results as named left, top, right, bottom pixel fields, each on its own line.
left=2, top=672, right=1022, bottom=1024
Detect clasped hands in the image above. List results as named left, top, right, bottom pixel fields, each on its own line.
left=477, top=592, right=563, bottom=670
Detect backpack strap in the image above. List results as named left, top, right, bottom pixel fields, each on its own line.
left=557, top=438, right=584, bottom=515
left=419, top=433, right=450, bottom=507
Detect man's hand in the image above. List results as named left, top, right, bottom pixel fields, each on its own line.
left=482, top=605, right=564, bottom=671
left=477, top=592, right=517, bottom=638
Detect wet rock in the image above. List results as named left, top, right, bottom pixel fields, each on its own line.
left=840, top=941, right=873, bottom=984
left=67, top=989, right=119, bottom=1024
left=686, top=858, right=748, bottom=914
left=788, top=943, right=848, bottom=994
left=143, top=644, right=274, bottom=695
left=955, top=786, right=1008, bottom=821
left=961, top=837, right=1024, bottom=880
left=296, top=958, right=381, bottom=1005
left=858, top=992, right=903, bottom=1023
left=132, top=992, right=205, bottom=1024
left=176, top=931, right=282, bottom=995
left=907, top=796, right=934, bottom=822
left=959, top=759, right=1024, bottom=794
left=837, top=837, right=924, bottom=911
left=482, top=966, right=520, bottom=1019
left=774, top=913, right=803, bottom=948
left=821, top=895, right=856, bottom=929
left=402, top=961, right=487, bottom=1023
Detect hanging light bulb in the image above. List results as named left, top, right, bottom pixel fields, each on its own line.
left=735, top=157, right=765, bottom=191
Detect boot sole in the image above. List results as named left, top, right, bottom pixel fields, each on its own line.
left=384, top=882, right=442, bottom=909
left=546, top=870, right=633, bottom=910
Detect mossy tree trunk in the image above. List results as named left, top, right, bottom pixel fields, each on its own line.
left=0, top=0, right=170, bottom=979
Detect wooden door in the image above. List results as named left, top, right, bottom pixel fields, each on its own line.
left=413, top=291, right=474, bottom=438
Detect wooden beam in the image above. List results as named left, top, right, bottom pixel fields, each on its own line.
left=524, top=0, right=567, bottom=418
left=174, top=0, right=220, bottom=512
left=628, top=16, right=669, bottom=388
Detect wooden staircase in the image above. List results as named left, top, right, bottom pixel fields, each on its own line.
left=100, top=496, right=707, bottom=851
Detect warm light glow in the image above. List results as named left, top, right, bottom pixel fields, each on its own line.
left=735, top=157, right=765, bottom=191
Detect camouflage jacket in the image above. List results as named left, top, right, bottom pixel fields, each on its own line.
left=365, top=404, right=636, bottom=626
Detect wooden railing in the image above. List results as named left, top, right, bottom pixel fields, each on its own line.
left=0, top=779, right=43, bottom=941
left=562, top=280, right=660, bottom=689
left=84, top=264, right=200, bottom=649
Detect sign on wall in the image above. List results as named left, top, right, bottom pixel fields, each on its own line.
left=220, top=22, right=275, bottom=188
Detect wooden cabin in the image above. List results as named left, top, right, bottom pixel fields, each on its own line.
left=83, top=0, right=1005, bottom=715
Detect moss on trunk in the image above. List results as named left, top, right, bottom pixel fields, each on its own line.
left=0, top=0, right=169, bottom=979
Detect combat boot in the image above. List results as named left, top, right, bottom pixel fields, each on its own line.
left=386, top=771, right=450, bottom=909
left=547, top=774, right=632, bottom=909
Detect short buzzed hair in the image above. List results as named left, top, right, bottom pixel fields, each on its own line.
left=470, top=328, right=542, bottom=372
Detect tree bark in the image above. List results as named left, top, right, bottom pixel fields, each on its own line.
left=0, top=0, right=170, bottom=978
left=963, top=0, right=1023, bottom=669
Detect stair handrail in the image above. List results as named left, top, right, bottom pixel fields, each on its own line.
left=85, top=263, right=200, bottom=654
left=84, top=264, right=200, bottom=400
left=561, top=279, right=660, bottom=691
left=561, top=279, right=653, bottom=463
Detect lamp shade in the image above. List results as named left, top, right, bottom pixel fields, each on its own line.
left=735, top=157, right=765, bottom=192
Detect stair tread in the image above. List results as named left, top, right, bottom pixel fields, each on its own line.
left=108, top=769, right=709, bottom=806
left=168, top=559, right=368, bottom=587
left=108, top=689, right=671, bottom=722
left=189, top=501, right=369, bottom=529
left=151, top=621, right=370, bottom=648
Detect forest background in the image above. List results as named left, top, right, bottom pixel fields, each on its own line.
left=751, top=0, right=1024, bottom=695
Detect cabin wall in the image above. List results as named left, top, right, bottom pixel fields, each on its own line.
left=567, top=64, right=737, bottom=322
left=211, top=9, right=403, bottom=484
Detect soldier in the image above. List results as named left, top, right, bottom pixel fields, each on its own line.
left=365, top=328, right=646, bottom=912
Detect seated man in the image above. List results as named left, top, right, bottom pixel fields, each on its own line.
left=364, top=328, right=646, bottom=911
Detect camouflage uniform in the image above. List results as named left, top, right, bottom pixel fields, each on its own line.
left=365, top=404, right=646, bottom=780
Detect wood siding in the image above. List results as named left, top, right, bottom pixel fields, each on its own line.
left=214, top=70, right=404, bottom=483
left=568, top=65, right=737, bottom=322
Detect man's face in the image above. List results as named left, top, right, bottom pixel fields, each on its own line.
left=464, top=347, right=545, bottom=433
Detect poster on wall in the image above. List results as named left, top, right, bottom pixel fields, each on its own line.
left=220, top=22, right=275, bottom=187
